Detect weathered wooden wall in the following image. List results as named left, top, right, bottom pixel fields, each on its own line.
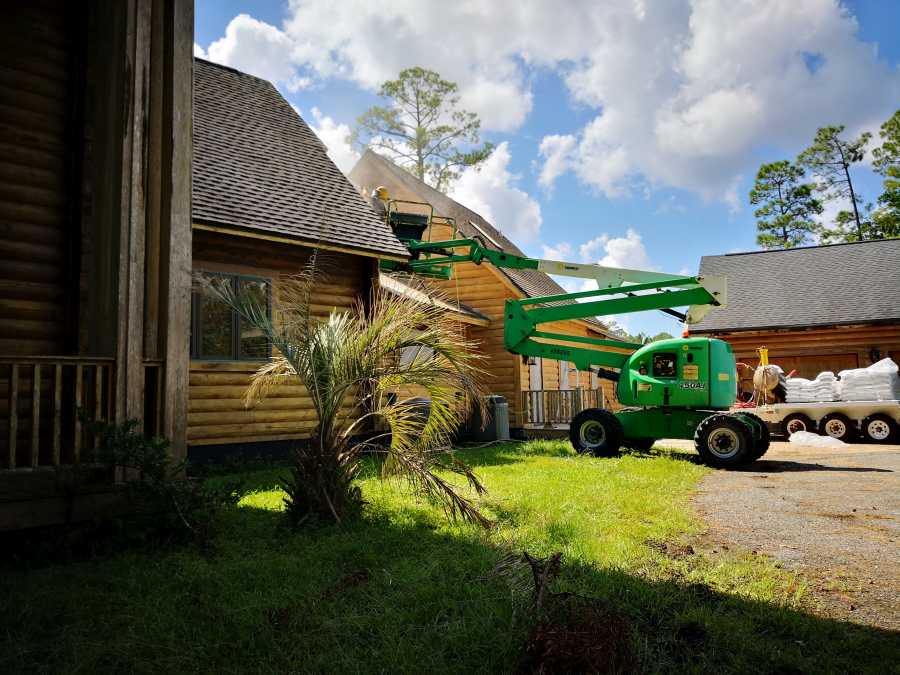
left=702, top=323, right=900, bottom=393
left=0, top=1, right=76, bottom=358
left=188, top=229, right=373, bottom=446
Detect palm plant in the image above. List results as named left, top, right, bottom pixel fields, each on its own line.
left=196, top=259, right=489, bottom=527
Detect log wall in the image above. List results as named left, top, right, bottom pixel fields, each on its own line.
left=188, top=229, right=372, bottom=446
left=699, top=323, right=900, bottom=394
left=0, top=1, right=76, bottom=357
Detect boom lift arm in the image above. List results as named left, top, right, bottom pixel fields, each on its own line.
left=383, top=237, right=726, bottom=374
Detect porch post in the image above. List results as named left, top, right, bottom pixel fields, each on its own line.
left=159, top=0, right=193, bottom=461
left=115, top=0, right=151, bottom=424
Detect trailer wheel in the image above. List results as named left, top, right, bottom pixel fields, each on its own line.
left=861, top=414, right=898, bottom=444
left=570, top=408, right=622, bottom=457
left=820, top=413, right=856, bottom=442
left=694, top=414, right=754, bottom=468
left=735, top=412, right=771, bottom=460
left=781, top=413, right=815, bottom=437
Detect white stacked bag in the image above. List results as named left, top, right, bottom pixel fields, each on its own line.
left=838, top=358, right=900, bottom=401
left=785, top=371, right=841, bottom=403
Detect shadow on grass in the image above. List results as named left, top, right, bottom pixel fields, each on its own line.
left=2, top=495, right=897, bottom=674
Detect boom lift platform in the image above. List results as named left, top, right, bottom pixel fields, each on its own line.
left=379, top=198, right=768, bottom=467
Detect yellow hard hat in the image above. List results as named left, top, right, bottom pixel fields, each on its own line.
left=373, top=186, right=389, bottom=201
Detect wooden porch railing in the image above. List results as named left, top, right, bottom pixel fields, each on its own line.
left=1, top=357, right=115, bottom=469
left=521, top=389, right=604, bottom=427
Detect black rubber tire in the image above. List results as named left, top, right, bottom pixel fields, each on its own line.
left=570, top=408, right=623, bottom=457
left=735, top=412, right=771, bottom=460
left=624, top=437, right=655, bottom=451
left=861, top=414, right=899, bottom=444
left=820, top=413, right=856, bottom=442
left=781, top=413, right=815, bottom=437
left=694, top=413, right=755, bottom=468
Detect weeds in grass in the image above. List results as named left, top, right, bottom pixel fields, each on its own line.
left=2, top=440, right=897, bottom=673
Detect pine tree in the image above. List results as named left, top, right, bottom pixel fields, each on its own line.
left=749, top=160, right=822, bottom=249
left=797, top=125, right=870, bottom=239
left=352, top=67, right=493, bottom=192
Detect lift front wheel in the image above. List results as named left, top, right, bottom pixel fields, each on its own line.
left=570, top=408, right=623, bottom=457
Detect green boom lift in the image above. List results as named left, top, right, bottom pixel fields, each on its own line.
left=379, top=203, right=769, bottom=468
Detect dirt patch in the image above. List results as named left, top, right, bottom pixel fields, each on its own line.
left=320, top=568, right=371, bottom=600
left=682, top=439, right=900, bottom=630
left=517, top=595, right=635, bottom=674
left=505, top=552, right=636, bottom=674
left=646, top=539, right=696, bottom=559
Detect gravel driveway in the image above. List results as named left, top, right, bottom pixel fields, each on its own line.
left=668, top=439, right=899, bottom=630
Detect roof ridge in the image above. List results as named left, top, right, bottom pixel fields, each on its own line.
left=194, top=57, right=274, bottom=83
left=719, top=237, right=900, bottom=258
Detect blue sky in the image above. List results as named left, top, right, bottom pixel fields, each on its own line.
left=194, top=1, right=900, bottom=336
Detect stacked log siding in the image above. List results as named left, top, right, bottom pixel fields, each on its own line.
left=188, top=229, right=372, bottom=446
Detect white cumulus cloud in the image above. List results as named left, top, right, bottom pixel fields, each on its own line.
left=307, top=107, right=359, bottom=175
left=203, top=14, right=310, bottom=91
left=448, top=142, right=542, bottom=244
left=537, top=134, right=577, bottom=190
left=200, top=1, right=899, bottom=205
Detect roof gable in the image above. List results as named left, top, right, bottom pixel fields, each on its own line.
left=693, top=239, right=900, bottom=332
left=192, top=60, right=408, bottom=259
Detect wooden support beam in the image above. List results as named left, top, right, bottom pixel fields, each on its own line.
left=8, top=364, right=17, bottom=468
left=52, top=363, right=61, bottom=466
left=74, top=364, right=83, bottom=461
left=159, top=0, right=194, bottom=464
left=94, top=364, right=103, bottom=447
left=30, top=363, right=40, bottom=467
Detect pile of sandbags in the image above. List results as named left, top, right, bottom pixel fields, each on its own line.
left=838, top=358, right=900, bottom=401
left=785, top=371, right=841, bottom=403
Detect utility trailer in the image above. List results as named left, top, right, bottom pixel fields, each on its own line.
left=740, top=400, right=900, bottom=444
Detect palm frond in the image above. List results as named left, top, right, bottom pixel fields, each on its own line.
left=193, top=262, right=490, bottom=526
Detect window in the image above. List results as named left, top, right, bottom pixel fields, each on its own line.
left=191, top=271, right=271, bottom=361
left=652, top=352, right=677, bottom=378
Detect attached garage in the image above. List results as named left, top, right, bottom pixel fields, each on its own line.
left=691, top=240, right=900, bottom=396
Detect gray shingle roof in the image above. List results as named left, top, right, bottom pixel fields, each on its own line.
left=692, top=239, right=900, bottom=333
left=192, top=60, right=408, bottom=259
left=349, top=150, right=608, bottom=331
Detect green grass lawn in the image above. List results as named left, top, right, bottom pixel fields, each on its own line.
left=2, top=441, right=897, bottom=673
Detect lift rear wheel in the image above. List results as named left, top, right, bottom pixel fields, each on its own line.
left=570, top=408, right=623, bottom=457
left=734, top=412, right=771, bottom=460
left=694, top=414, right=754, bottom=468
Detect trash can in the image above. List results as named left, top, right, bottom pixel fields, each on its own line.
left=466, top=395, right=510, bottom=442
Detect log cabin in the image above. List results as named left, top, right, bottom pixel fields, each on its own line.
left=691, top=239, right=900, bottom=396
left=188, top=60, right=409, bottom=451
left=0, top=0, right=193, bottom=529
left=349, top=150, right=622, bottom=432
